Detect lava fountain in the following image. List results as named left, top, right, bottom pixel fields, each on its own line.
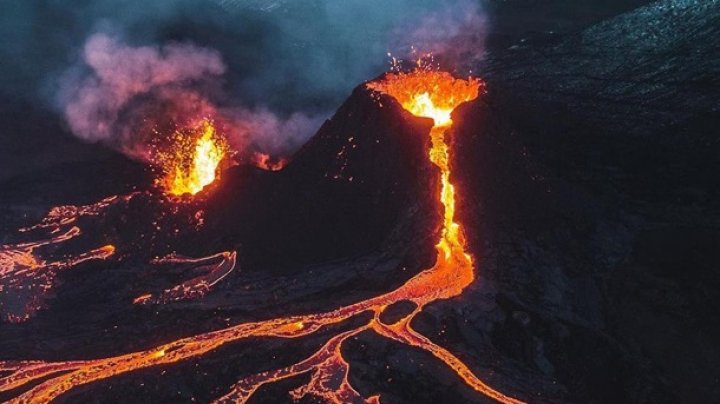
left=367, top=68, right=481, bottom=274
left=0, top=68, right=524, bottom=404
left=155, top=119, right=228, bottom=196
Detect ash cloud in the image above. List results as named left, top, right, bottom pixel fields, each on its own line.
left=0, top=0, right=490, bottom=165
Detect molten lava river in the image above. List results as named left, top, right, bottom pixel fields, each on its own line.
left=0, top=70, right=524, bottom=403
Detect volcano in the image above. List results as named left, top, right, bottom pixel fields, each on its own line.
left=1, top=69, right=532, bottom=403
left=1, top=2, right=719, bottom=400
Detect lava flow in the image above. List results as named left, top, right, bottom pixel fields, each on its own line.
left=156, top=119, right=228, bottom=196
left=0, top=69, right=524, bottom=403
left=133, top=251, right=237, bottom=305
left=0, top=231, right=115, bottom=324
left=0, top=196, right=126, bottom=323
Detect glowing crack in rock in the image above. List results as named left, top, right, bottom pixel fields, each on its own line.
left=133, top=251, right=237, bottom=305
left=0, top=68, right=523, bottom=403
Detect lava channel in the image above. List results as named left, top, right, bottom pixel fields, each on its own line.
left=0, top=69, right=524, bottom=404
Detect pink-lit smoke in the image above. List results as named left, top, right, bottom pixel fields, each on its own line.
left=59, top=1, right=487, bottom=164
left=59, top=33, right=323, bottom=163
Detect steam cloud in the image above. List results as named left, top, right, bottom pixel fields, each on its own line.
left=48, top=1, right=488, bottom=164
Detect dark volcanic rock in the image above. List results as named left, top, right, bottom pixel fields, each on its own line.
left=445, top=0, right=720, bottom=402
left=482, top=0, right=720, bottom=215
left=0, top=1, right=718, bottom=403
left=201, top=84, right=441, bottom=272
left=0, top=82, right=446, bottom=402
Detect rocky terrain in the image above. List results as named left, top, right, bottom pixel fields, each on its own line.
left=1, top=0, right=718, bottom=402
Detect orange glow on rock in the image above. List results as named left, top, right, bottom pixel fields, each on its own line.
left=251, top=152, right=288, bottom=172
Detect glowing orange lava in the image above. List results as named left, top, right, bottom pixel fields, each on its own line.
left=133, top=251, right=236, bottom=305
left=157, top=119, right=228, bottom=196
left=0, top=228, right=115, bottom=323
left=0, top=69, right=524, bottom=403
left=251, top=152, right=288, bottom=172
left=367, top=69, right=480, bottom=265
left=1, top=196, right=126, bottom=323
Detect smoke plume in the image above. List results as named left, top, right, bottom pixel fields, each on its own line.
left=28, top=1, right=490, bottom=166
left=62, top=34, right=225, bottom=143
left=59, top=33, right=324, bottom=162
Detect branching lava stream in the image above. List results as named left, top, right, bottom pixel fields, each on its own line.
left=0, top=70, right=524, bottom=403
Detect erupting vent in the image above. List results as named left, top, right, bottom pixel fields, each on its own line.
left=155, top=119, right=228, bottom=196
left=0, top=67, right=523, bottom=404
left=367, top=69, right=480, bottom=265
left=367, top=69, right=480, bottom=128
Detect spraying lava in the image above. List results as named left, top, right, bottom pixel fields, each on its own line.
left=155, top=119, right=228, bottom=196
left=0, top=67, right=523, bottom=403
